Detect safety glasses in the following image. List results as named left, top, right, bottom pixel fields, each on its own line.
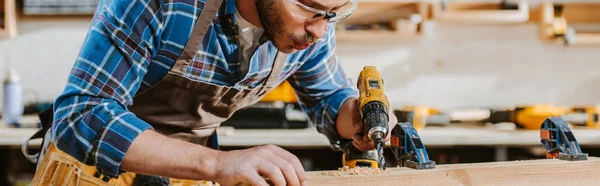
left=283, top=0, right=358, bottom=23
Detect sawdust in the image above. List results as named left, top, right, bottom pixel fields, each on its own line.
left=321, top=166, right=388, bottom=176
left=321, top=171, right=343, bottom=176
left=170, top=180, right=220, bottom=186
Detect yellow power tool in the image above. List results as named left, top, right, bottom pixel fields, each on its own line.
left=490, top=104, right=600, bottom=129
left=342, top=66, right=390, bottom=170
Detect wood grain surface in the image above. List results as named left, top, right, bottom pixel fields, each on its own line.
left=307, top=157, right=600, bottom=186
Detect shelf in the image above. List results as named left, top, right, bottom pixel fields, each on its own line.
left=335, top=1, right=435, bottom=39
left=0, top=0, right=17, bottom=39
left=539, top=1, right=600, bottom=45
left=22, top=0, right=98, bottom=15
left=434, top=0, right=530, bottom=24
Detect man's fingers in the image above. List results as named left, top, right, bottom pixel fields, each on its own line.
left=363, top=134, right=372, bottom=142
left=269, top=155, right=301, bottom=186
left=257, top=162, right=286, bottom=186
left=265, top=145, right=306, bottom=184
left=352, top=134, right=375, bottom=151
left=352, top=133, right=364, bottom=142
left=239, top=171, right=269, bottom=186
left=354, top=141, right=374, bottom=151
left=386, top=114, right=398, bottom=141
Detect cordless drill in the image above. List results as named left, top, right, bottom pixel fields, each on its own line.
left=342, top=66, right=390, bottom=170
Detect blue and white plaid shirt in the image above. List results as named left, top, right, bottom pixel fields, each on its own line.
left=52, top=0, right=358, bottom=178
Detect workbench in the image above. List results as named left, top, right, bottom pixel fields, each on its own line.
left=3, top=124, right=600, bottom=162
left=4, top=126, right=600, bottom=148
left=2, top=115, right=600, bottom=162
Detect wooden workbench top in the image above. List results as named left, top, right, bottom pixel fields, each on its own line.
left=307, top=157, right=600, bottom=186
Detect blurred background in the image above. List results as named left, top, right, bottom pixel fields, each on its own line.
left=1, top=0, right=600, bottom=185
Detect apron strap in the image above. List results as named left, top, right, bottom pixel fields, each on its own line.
left=258, top=51, right=287, bottom=95
left=172, top=0, right=225, bottom=75
left=22, top=105, right=54, bottom=166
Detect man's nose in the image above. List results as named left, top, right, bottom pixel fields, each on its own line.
left=305, top=19, right=328, bottom=40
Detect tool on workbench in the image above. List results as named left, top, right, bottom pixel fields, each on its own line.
left=490, top=104, right=567, bottom=130
left=390, top=122, right=436, bottom=169
left=341, top=142, right=381, bottom=169
left=395, top=106, right=490, bottom=129
left=540, top=117, right=588, bottom=161
left=342, top=66, right=390, bottom=170
left=566, top=106, right=599, bottom=129
left=222, top=81, right=310, bottom=129
left=490, top=104, right=599, bottom=130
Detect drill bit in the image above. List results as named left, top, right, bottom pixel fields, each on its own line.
left=376, top=142, right=385, bottom=170
left=369, top=128, right=387, bottom=170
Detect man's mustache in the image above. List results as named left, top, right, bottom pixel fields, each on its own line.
left=294, top=32, right=316, bottom=44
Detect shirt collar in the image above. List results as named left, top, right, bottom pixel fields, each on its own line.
left=219, top=0, right=272, bottom=46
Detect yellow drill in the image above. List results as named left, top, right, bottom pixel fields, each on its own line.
left=342, top=66, right=390, bottom=170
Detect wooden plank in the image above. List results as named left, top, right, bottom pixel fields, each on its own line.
left=308, top=157, right=600, bottom=186
left=339, top=2, right=419, bottom=25
left=573, top=32, right=600, bottom=45
left=563, top=4, right=600, bottom=23
left=0, top=0, right=17, bottom=38
left=446, top=3, right=502, bottom=10
left=436, top=1, right=529, bottom=24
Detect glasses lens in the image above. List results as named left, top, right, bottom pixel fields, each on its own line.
left=282, top=0, right=356, bottom=22
left=282, top=0, right=320, bottom=21
left=328, top=1, right=356, bottom=22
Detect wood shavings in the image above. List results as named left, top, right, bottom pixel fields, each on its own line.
left=196, top=180, right=220, bottom=186
left=170, top=180, right=220, bottom=186
left=321, top=171, right=343, bottom=176
left=321, top=166, right=388, bottom=176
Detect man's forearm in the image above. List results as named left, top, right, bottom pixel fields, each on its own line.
left=336, top=98, right=360, bottom=139
left=121, top=130, right=219, bottom=180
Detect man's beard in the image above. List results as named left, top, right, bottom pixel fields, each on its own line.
left=255, top=0, right=315, bottom=53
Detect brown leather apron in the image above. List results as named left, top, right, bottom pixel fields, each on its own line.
left=128, top=0, right=287, bottom=147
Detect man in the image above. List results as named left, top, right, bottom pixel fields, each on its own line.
left=47, top=0, right=398, bottom=185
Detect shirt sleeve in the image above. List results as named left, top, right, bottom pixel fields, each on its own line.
left=287, top=23, right=359, bottom=147
left=52, top=0, right=164, bottom=178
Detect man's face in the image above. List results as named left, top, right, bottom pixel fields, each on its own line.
left=256, top=0, right=351, bottom=53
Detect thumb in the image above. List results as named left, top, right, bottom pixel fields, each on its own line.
left=386, top=114, right=398, bottom=141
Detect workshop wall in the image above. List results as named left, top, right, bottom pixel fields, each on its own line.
left=1, top=19, right=599, bottom=109
left=339, top=23, right=600, bottom=109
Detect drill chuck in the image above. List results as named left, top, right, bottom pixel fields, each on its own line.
left=362, top=101, right=390, bottom=140
left=368, top=128, right=387, bottom=142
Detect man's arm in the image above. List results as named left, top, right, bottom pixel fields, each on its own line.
left=54, top=1, right=307, bottom=184
left=52, top=0, right=167, bottom=178
left=288, top=24, right=398, bottom=151
left=287, top=23, right=358, bottom=146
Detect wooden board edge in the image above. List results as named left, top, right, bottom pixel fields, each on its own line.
left=307, top=157, right=600, bottom=186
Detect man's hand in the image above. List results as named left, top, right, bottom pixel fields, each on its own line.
left=351, top=113, right=397, bottom=151
left=122, top=131, right=306, bottom=186
left=213, top=144, right=307, bottom=186
left=336, top=98, right=399, bottom=152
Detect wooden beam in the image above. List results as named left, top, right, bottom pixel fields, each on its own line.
left=573, top=32, right=600, bottom=45
left=339, top=2, right=419, bottom=25
left=563, top=4, right=600, bottom=23
left=0, top=0, right=18, bottom=38
left=435, top=0, right=529, bottom=24
left=307, top=157, right=600, bottom=186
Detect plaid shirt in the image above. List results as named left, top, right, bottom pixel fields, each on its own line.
left=52, top=0, right=357, bottom=178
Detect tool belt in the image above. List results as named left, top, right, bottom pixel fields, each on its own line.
left=31, top=142, right=121, bottom=186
